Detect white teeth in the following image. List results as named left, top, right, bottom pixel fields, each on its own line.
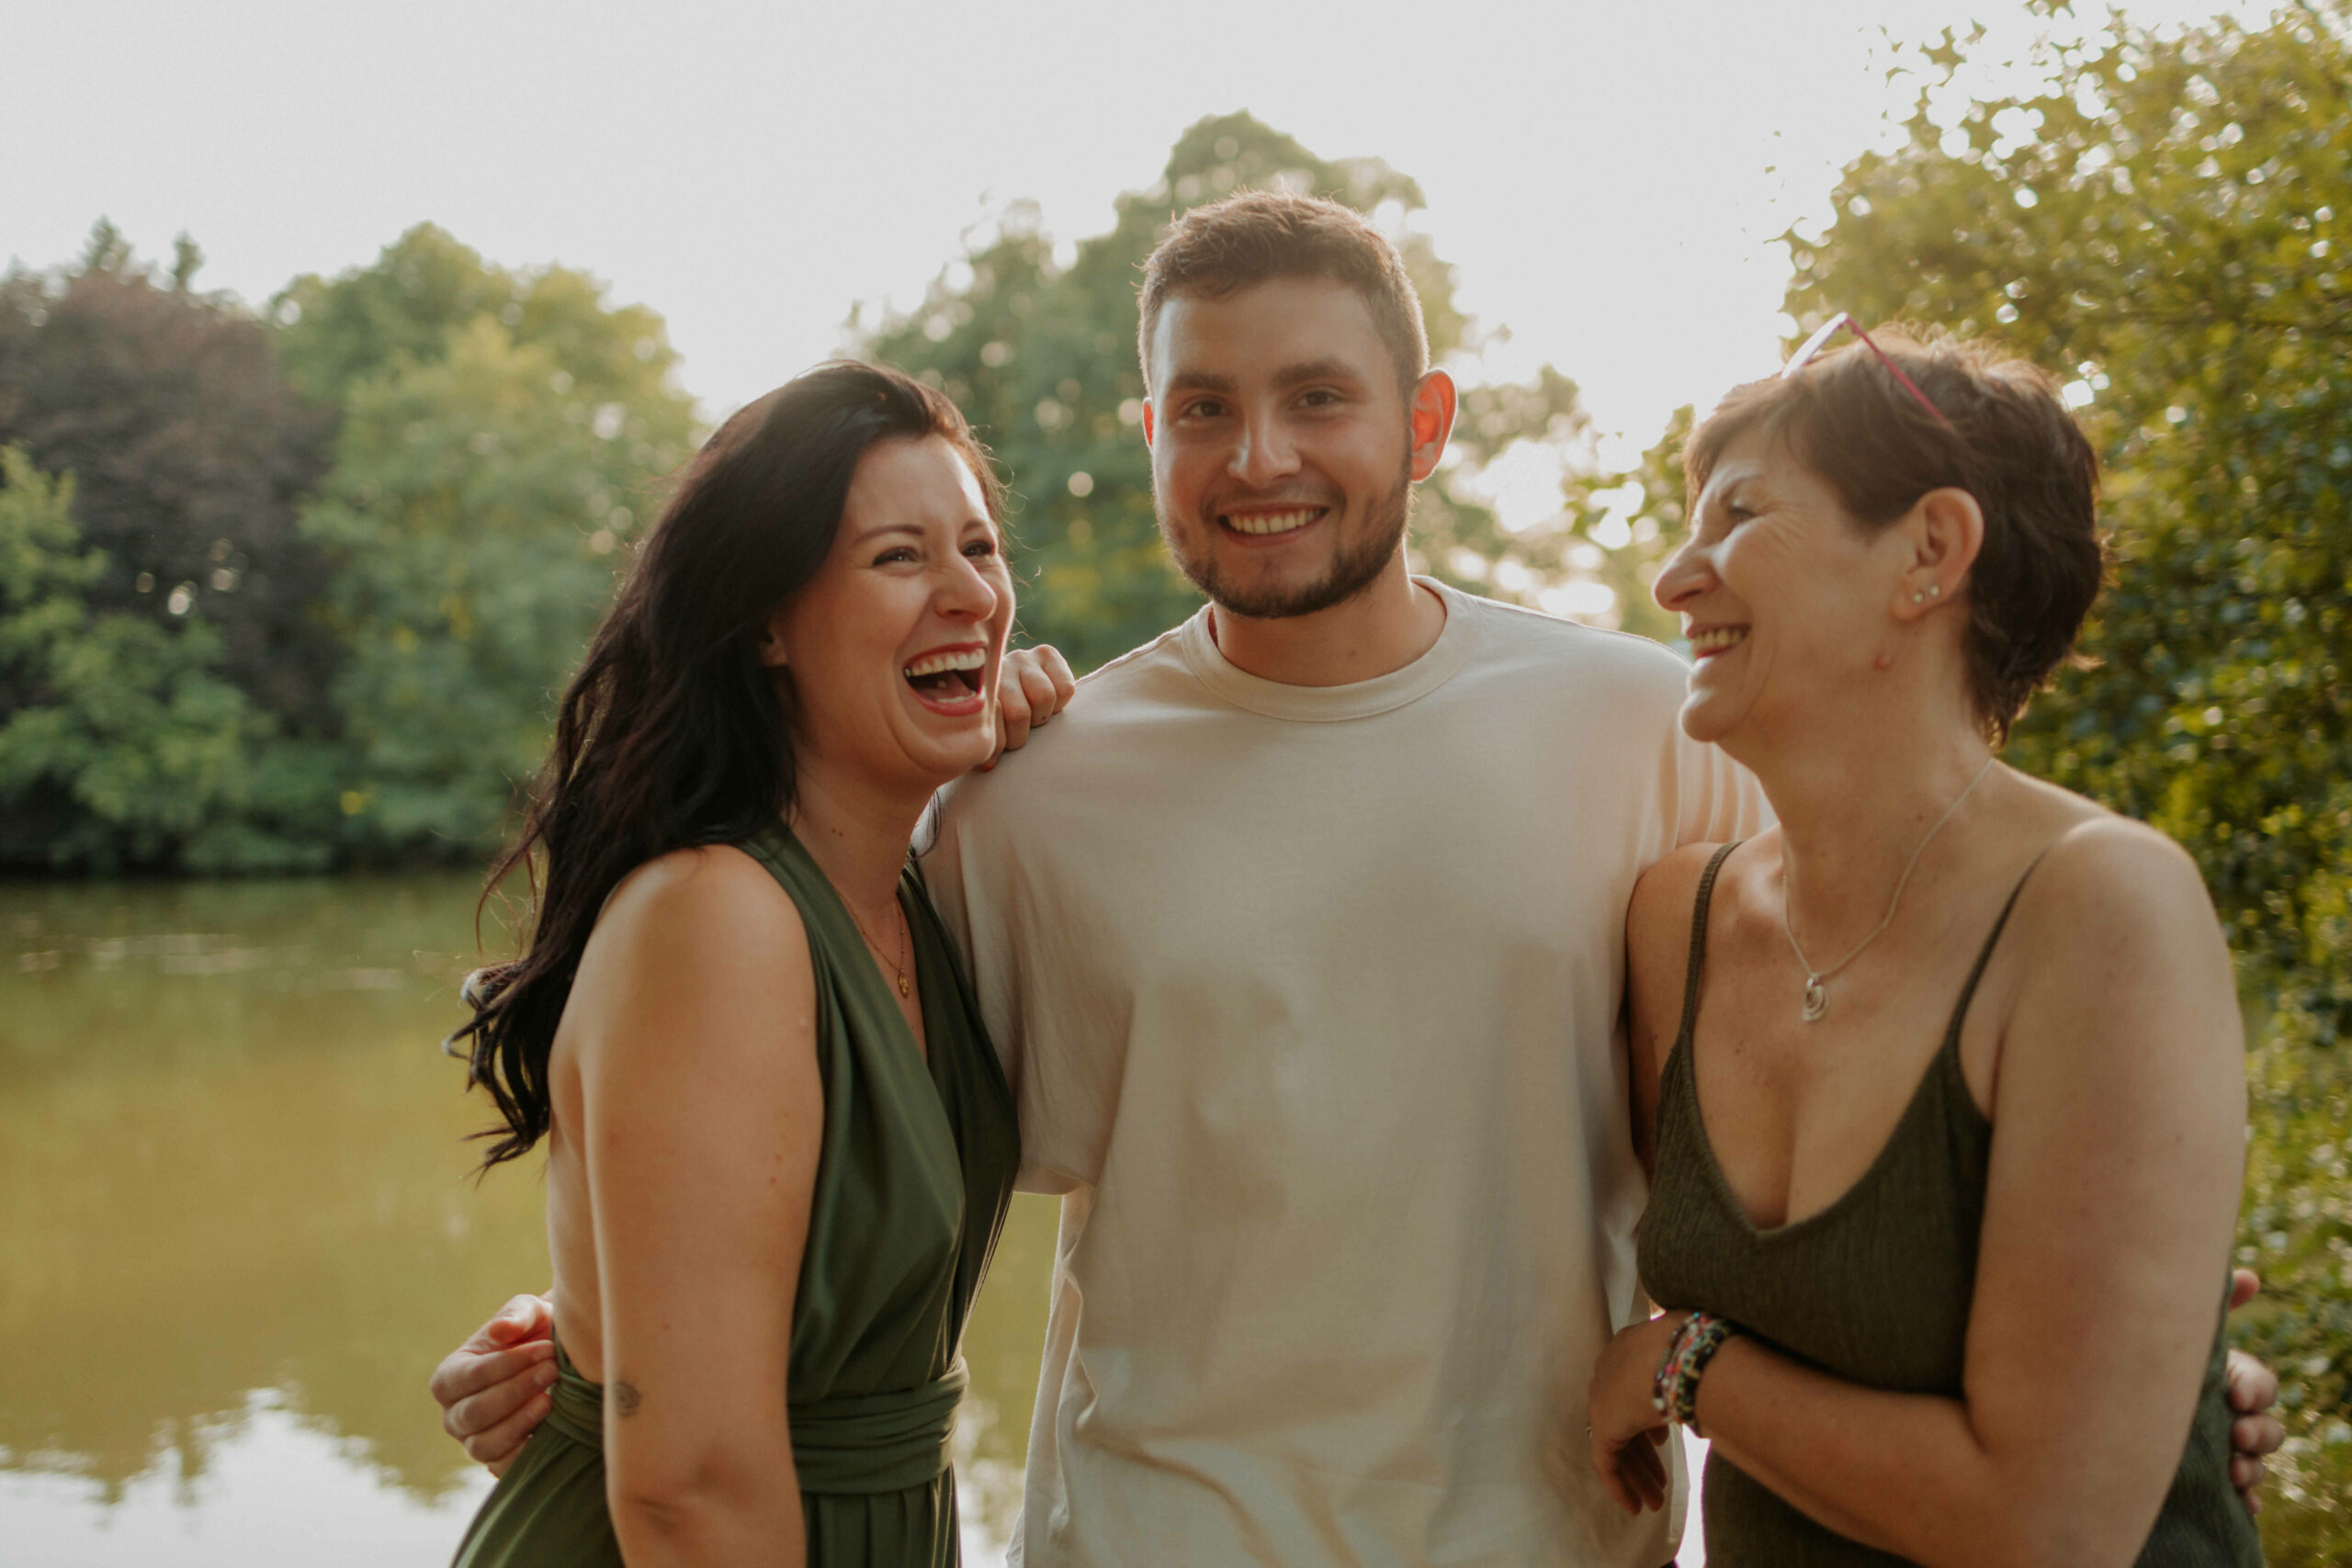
left=903, top=649, right=987, bottom=679
left=1223, top=508, right=1320, bottom=536
left=1690, top=626, right=1750, bottom=653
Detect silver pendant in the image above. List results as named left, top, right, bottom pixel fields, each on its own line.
left=1801, top=978, right=1829, bottom=1022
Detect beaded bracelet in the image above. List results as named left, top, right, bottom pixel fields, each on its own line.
left=1650, top=1312, right=1740, bottom=1437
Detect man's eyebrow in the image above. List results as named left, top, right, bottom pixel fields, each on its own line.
left=1163, top=369, right=1235, bottom=394
left=1272, top=357, right=1363, bottom=388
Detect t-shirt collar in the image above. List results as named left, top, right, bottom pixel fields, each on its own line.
left=1177, top=576, right=1478, bottom=722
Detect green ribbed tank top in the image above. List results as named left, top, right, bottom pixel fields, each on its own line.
left=451, top=824, right=1021, bottom=1568
left=1636, top=842, right=2258, bottom=1567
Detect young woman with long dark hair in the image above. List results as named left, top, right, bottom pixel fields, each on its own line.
left=444, top=361, right=1063, bottom=1568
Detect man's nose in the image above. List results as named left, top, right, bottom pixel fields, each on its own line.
left=1228, top=409, right=1302, bottom=487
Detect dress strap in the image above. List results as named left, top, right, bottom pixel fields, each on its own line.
left=1676, top=842, right=1744, bottom=1049
left=1942, top=844, right=2058, bottom=1050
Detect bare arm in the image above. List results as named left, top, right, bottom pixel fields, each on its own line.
left=1605, top=821, right=2247, bottom=1567
left=577, top=849, right=823, bottom=1568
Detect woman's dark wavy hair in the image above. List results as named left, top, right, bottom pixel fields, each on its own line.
left=451, top=360, right=1003, bottom=1170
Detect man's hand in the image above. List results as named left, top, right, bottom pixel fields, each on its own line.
left=431, top=1292, right=560, bottom=1477
left=2224, top=1268, right=2287, bottom=1516
left=988, top=645, right=1078, bottom=766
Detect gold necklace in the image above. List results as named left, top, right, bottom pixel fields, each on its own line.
left=845, top=897, right=911, bottom=998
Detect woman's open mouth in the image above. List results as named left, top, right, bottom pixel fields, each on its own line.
left=902, top=646, right=989, bottom=714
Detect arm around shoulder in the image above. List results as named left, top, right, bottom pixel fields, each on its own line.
left=572, top=845, right=824, bottom=1568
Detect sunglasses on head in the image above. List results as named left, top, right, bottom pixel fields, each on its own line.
left=1782, top=313, right=1954, bottom=430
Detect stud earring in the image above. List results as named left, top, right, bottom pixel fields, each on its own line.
left=1912, top=590, right=1927, bottom=604
left=1928, top=583, right=1941, bottom=598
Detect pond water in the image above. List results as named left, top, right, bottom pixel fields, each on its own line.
left=2, top=874, right=1713, bottom=1565
left=0, top=874, right=1056, bottom=1566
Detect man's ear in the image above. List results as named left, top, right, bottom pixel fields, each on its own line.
left=1140, top=395, right=1156, bottom=447
left=1408, top=369, right=1457, bottom=482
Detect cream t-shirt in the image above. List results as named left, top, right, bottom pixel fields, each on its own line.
left=926, top=581, right=1762, bottom=1567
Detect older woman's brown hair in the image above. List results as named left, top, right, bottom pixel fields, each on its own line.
left=1683, top=328, right=2104, bottom=742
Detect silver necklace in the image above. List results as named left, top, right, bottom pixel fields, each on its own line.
left=1781, top=756, right=1997, bottom=1022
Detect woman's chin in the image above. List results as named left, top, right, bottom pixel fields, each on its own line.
left=901, top=710, right=997, bottom=781
left=1678, top=686, right=1750, bottom=749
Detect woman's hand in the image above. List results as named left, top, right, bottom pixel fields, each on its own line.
left=431, top=1292, right=559, bottom=1475
left=988, top=644, right=1077, bottom=764
left=1589, top=1312, right=1686, bottom=1516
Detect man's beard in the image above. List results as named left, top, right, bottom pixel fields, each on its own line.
left=1157, top=468, right=1414, bottom=621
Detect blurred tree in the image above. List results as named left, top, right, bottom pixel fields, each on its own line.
left=1557, top=405, right=1695, bottom=648
left=860, top=113, right=1596, bottom=670
left=273, top=223, right=681, bottom=416
left=1763, top=3, right=2350, bottom=1550
left=282, top=230, right=697, bottom=856
left=0, top=446, right=296, bottom=871
left=0, top=225, right=340, bottom=739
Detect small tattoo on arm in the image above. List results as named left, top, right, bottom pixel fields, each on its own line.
left=614, top=1380, right=642, bottom=1418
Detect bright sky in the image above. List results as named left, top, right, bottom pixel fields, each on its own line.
left=6, top=0, right=2272, bottom=495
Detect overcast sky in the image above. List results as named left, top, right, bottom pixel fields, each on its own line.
left=7, top=0, right=2269, bottom=490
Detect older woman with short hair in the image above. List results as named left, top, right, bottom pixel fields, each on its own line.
left=1587, top=324, right=2263, bottom=1567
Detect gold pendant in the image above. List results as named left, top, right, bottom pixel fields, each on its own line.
left=1801, top=978, right=1828, bottom=1022
left=898, top=975, right=910, bottom=998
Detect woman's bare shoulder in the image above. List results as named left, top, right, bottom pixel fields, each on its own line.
left=571, top=845, right=812, bottom=1044
left=2013, top=807, right=2221, bottom=951
left=1630, top=841, right=1738, bottom=963
left=1999, top=803, right=2238, bottom=1064
left=600, top=842, right=803, bottom=933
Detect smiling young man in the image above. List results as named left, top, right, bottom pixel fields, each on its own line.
left=434, top=193, right=2283, bottom=1565
left=915, top=193, right=1757, bottom=1567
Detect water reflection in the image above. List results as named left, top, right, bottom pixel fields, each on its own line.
left=0, top=875, right=1054, bottom=1563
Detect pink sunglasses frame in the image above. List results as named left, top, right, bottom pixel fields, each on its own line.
left=1782, top=312, right=1954, bottom=429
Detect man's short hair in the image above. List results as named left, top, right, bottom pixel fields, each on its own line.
left=1137, top=191, right=1431, bottom=400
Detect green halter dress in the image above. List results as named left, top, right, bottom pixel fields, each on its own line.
left=451, top=825, right=1020, bottom=1568
left=1638, top=842, right=2259, bottom=1566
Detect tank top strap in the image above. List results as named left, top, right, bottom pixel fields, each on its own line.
left=1675, top=841, right=1745, bottom=1048
left=1939, top=842, right=2059, bottom=1055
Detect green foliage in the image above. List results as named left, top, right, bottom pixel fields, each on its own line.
left=860, top=112, right=1594, bottom=671
left=274, top=224, right=682, bottom=415
left=0, top=447, right=321, bottom=873
left=0, top=229, right=340, bottom=740
left=283, top=231, right=697, bottom=857
left=1557, top=405, right=1695, bottom=648
left=1767, top=5, right=2352, bottom=1551
left=0, top=224, right=695, bottom=870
